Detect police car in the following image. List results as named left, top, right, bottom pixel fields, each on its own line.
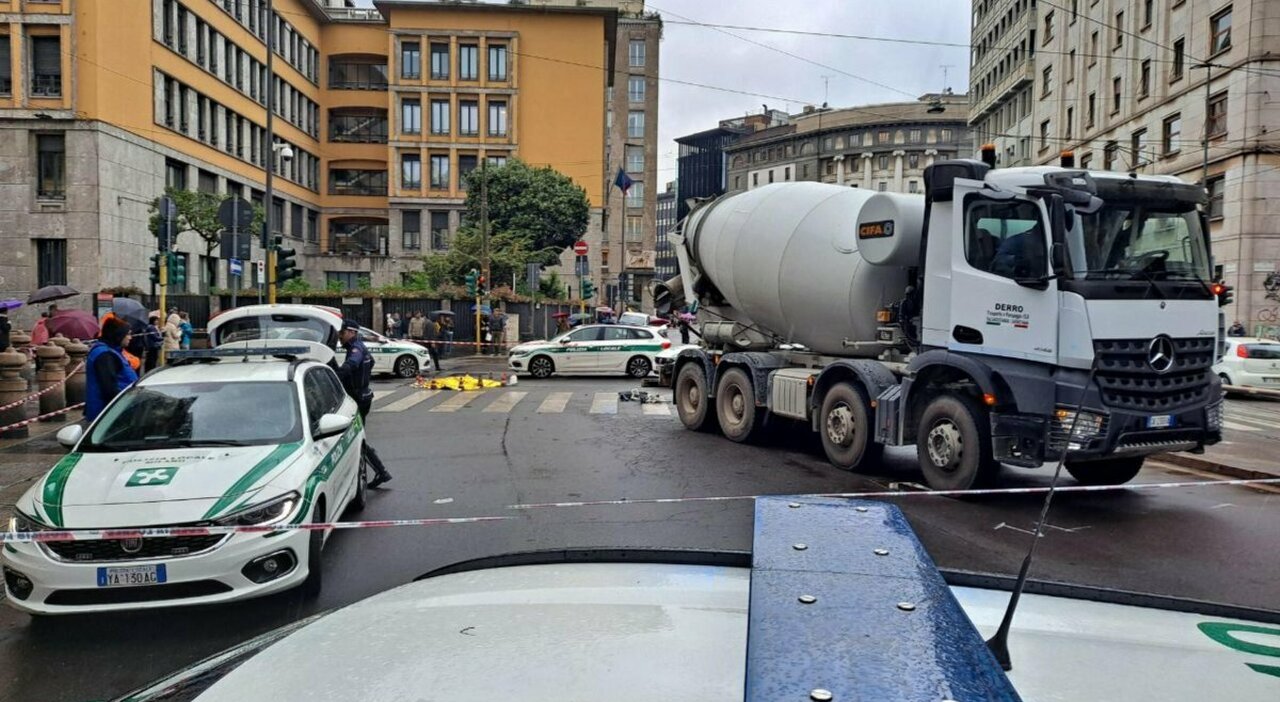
left=2, top=347, right=366, bottom=614
left=208, top=304, right=433, bottom=378
left=508, top=324, right=670, bottom=379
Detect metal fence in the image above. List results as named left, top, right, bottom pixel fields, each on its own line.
left=139, top=294, right=213, bottom=328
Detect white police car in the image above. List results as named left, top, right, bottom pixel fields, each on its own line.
left=208, top=304, right=432, bottom=378
left=2, top=347, right=366, bottom=614
left=507, top=324, right=670, bottom=379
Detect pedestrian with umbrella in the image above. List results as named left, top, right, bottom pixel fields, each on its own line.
left=0, top=306, right=11, bottom=352
left=27, top=285, right=79, bottom=306
left=143, top=315, right=163, bottom=372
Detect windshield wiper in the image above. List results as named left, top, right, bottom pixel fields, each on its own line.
left=167, top=439, right=256, bottom=447
left=1077, top=268, right=1165, bottom=299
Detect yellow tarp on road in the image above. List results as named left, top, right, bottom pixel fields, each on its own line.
left=414, top=374, right=506, bottom=391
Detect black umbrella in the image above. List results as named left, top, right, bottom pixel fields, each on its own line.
left=429, top=310, right=455, bottom=320
left=111, top=298, right=151, bottom=332
left=28, top=285, right=80, bottom=305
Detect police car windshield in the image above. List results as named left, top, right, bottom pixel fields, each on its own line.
left=83, top=382, right=302, bottom=452
left=215, top=315, right=334, bottom=346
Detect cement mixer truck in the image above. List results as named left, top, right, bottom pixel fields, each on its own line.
left=656, top=154, right=1227, bottom=489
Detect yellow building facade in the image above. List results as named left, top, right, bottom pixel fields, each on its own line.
left=0, top=0, right=613, bottom=302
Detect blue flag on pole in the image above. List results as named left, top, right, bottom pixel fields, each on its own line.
left=613, top=167, right=634, bottom=195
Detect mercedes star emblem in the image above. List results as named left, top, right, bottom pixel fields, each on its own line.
left=1148, top=335, right=1176, bottom=373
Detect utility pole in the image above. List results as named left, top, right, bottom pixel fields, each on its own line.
left=264, top=0, right=278, bottom=304
left=478, top=161, right=489, bottom=352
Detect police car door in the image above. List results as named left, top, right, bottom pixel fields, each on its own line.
left=558, top=326, right=602, bottom=372
left=303, top=368, right=354, bottom=508
left=359, top=328, right=389, bottom=374
left=596, top=326, right=634, bottom=372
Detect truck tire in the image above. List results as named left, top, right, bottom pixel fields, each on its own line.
left=819, top=381, right=882, bottom=471
left=916, top=393, right=998, bottom=490
left=675, top=363, right=714, bottom=432
left=716, top=368, right=762, bottom=442
left=1065, top=456, right=1144, bottom=486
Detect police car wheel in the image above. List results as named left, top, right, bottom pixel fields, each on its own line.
left=626, top=356, right=652, bottom=378
left=394, top=355, right=419, bottom=378
left=529, top=355, right=555, bottom=379
left=302, top=504, right=325, bottom=597
left=348, top=454, right=368, bottom=513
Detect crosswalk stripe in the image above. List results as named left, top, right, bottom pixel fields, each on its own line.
left=1227, top=407, right=1280, bottom=424
left=641, top=402, right=671, bottom=416
left=537, top=392, right=572, bottom=414
left=484, top=391, right=528, bottom=413
left=375, top=390, right=438, bottom=413
left=1221, top=420, right=1259, bottom=432
left=372, top=390, right=394, bottom=403
left=590, top=393, right=618, bottom=415
left=430, top=391, right=484, bottom=413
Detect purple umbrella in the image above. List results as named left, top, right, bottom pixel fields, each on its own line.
left=0, top=299, right=22, bottom=312
left=46, top=310, right=101, bottom=342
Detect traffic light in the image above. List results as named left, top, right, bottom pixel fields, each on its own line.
left=581, top=279, right=595, bottom=300
left=156, top=195, right=176, bottom=253
left=149, top=253, right=162, bottom=286
left=168, top=252, right=187, bottom=289
left=465, top=269, right=479, bottom=297
left=274, top=235, right=301, bottom=283
left=1212, top=281, right=1234, bottom=307
left=477, top=274, right=487, bottom=295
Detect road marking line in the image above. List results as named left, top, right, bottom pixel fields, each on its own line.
left=484, top=391, right=528, bottom=413
left=1225, top=412, right=1280, bottom=429
left=430, top=392, right=484, bottom=412
left=641, top=403, right=671, bottom=416
left=375, top=390, right=438, bottom=413
left=537, top=392, right=572, bottom=414
left=590, top=393, right=618, bottom=415
left=1222, top=420, right=1259, bottom=432
left=373, top=390, right=395, bottom=403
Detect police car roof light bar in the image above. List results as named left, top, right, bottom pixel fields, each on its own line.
left=167, top=347, right=313, bottom=363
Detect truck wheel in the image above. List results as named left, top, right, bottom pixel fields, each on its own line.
left=1065, top=456, right=1144, bottom=486
left=819, top=381, right=883, bottom=471
left=675, top=363, right=713, bottom=432
left=716, top=368, right=761, bottom=442
left=916, top=393, right=998, bottom=490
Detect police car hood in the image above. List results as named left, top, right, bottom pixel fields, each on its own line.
left=24, top=445, right=303, bottom=528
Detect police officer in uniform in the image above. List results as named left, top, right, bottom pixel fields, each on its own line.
left=336, top=319, right=393, bottom=488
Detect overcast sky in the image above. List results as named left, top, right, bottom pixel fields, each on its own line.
left=353, top=0, right=973, bottom=183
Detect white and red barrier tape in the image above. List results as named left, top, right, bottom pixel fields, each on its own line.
left=4, top=477, right=1277, bottom=544
left=0, top=362, right=84, bottom=414
left=0, top=402, right=84, bottom=434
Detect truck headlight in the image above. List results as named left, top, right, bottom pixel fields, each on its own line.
left=214, top=492, right=299, bottom=528
left=1053, top=408, right=1107, bottom=450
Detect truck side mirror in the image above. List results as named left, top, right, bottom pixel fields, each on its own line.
left=1051, top=242, right=1067, bottom=272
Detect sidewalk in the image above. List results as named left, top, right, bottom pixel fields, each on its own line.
left=1158, top=443, right=1280, bottom=481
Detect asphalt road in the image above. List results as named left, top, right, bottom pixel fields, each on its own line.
left=1, top=373, right=1278, bottom=701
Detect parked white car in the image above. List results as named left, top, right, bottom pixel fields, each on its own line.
left=1213, top=337, right=1280, bottom=389
left=2, top=349, right=365, bottom=614
left=508, top=324, right=670, bottom=378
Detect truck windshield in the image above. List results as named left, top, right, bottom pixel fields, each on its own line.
left=1067, top=205, right=1211, bottom=282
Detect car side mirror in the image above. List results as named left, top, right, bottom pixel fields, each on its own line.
left=56, top=424, right=84, bottom=449
left=315, top=413, right=353, bottom=439
left=559, top=337, right=571, bottom=344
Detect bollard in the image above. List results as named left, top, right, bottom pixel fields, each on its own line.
left=36, top=343, right=68, bottom=422
left=64, top=338, right=89, bottom=406
left=49, top=333, right=71, bottom=352
left=11, top=329, right=33, bottom=385
left=0, top=347, right=30, bottom=439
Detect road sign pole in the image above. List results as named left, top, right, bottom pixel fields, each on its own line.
left=158, top=255, right=168, bottom=366
left=231, top=229, right=239, bottom=310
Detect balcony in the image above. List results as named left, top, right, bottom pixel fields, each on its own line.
left=325, top=6, right=383, bottom=22
left=972, top=58, right=1034, bottom=120
left=30, top=73, right=62, bottom=98
left=329, top=221, right=389, bottom=256
left=330, top=110, right=388, bottom=143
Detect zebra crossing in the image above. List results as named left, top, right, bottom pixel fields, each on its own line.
left=371, top=387, right=674, bottom=418
left=1221, top=399, right=1280, bottom=434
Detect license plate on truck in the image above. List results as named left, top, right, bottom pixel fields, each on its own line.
left=1146, top=415, right=1174, bottom=429
left=97, top=564, right=166, bottom=588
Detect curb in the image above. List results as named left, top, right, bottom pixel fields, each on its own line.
left=1153, top=452, right=1280, bottom=482
left=1223, top=385, right=1280, bottom=401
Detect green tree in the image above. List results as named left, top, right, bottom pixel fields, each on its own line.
left=460, top=159, right=589, bottom=253
left=148, top=188, right=264, bottom=258
left=539, top=271, right=565, bottom=300
left=419, top=227, right=552, bottom=290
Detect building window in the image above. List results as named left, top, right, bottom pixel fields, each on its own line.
left=486, top=155, right=507, bottom=168
left=488, top=44, right=508, bottom=81
left=165, top=157, right=187, bottom=190
left=628, top=76, right=645, bottom=103
left=628, top=111, right=645, bottom=139
left=401, top=152, right=421, bottom=190
left=329, top=58, right=388, bottom=89
left=36, top=239, right=67, bottom=287
left=458, top=100, right=479, bottom=136
left=784, top=166, right=791, bottom=180
left=325, top=272, right=363, bottom=291
left=1171, top=38, right=1185, bottom=81
left=400, top=40, right=420, bottom=79
left=1206, top=175, right=1225, bottom=219
left=878, top=130, right=890, bottom=144
left=1039, top=120, right=1051, bottom=150
left=1086, top=92, right=1096, bottom=127
left=1130, top=128, right=1147, bottom=166
left=458, top=44, right=478, bottom=81
left=290, top=202, right=303, bottom=239
left=1080, top=153, right=1092, bottom=170
left=458, top=155, right=477, bottom=189
left=940, top=128, right=952, bottom=142
left=877, top=154, right=888, bottom=170
left=402, top=210, right=421, bottom=250
left=909, top=129, right=922, bottom=143
left=1207, top=92, right=1228, bottom=137
left=752, top=173, right=759, bottom=187
left=626, top=181, right=644, bottom=208
left=1162, top=114, right=1181, bottom=156
left=1103, top=141, right=1118, bottom=170
left=198, top=169, right=217, bottom=193
left=1042, top=10, right=1054, bottom=41
left=487, top=101, right=507, bottom=136
left=430, top=43, right=449, bottom=80
left=1112, top=77, right=1122, bottom=114
left=1114, top=11, right=1124, bottom=48
left=1139, top=59, right=1151, bottom=97
left=626, top=145, right=644, bottom=174
left=36, top=134, right=65, bottom=199
left=768, top=170, right=774, bottom=184
left=0, top=35, right=11, bottom=95
left=629, top=39, right=646, bottom=67
left=1041, top=65, right=1052, bottom=96
left=329, top=169, right=388, bottom=196
left=430, top=99, right=450, bottom=135
left=430, top=211, right=449, bottom=249
left=734, top=175, right=742, bottom=189
left=1210, top=7, right=1232, bottom=55
left=429, top=154, right=450, bottom=189
left=307, top=209, right=318, bottom=243
left=331, top=108, right=388, bottom=143
left=1065, top=107, right=1074, bottom=138
left=625, top=215, right=643, bottom=241
left=908, top=152, right=920, bottom=169
left=877, top=182, right=887, bottom=192
left=401, top=98, right=421, bottom=134
left=30, top=35, right=62, bottom=97
left=908, top=180, right=918, bottom=194
left=1089, top=31, right=1099, bottom=65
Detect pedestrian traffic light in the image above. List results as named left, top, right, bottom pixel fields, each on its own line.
left=581, top=279, right=595, bottom=299
left=274, top=235, right=301, bottom=283
left=466, top=269, right=479, bottom=297
left=1212, top=281, right=1234, bottom=307
left=149, top=253, right=162, bottom=286
left=168, top=252, right=187, bottom=289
